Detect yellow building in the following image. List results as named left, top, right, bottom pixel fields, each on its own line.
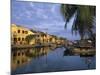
left=37, top=32, right=49, bottom=44
left=11, top=24, right=66, bottom=46
left=48, top=35, right=56, bottom=44
left=11, top=24, right=35, bottom=45
left=29, top=34, right=40, bottom=45
left=31, top=32, right=55, bottom=44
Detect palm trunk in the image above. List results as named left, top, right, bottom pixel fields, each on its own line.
left=64, top=19, right=68, bottom=28
left=80, top=34, right=84, bottom=40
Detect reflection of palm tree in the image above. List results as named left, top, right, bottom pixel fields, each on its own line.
left=61, top=4, right=95, bottom=39
left=81, top=57, right=92, bottom=69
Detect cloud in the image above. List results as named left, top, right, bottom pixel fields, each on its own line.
left=43, top=15, right=49, bottom=19
left=51, top=5, right=57, bottom=13
left=29, top=2, right=35, bottom=7
left=24, top=10, right=32, bottom=19
left=11, top=1, right=80, bottom=40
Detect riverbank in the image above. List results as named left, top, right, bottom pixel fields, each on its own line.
left=11, top=43, right=64, bottom=49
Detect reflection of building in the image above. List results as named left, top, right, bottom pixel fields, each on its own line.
left=81, top=57, right=93, bottom=69
left=11, top=24, right=35, bottom=45
left=11, top=49, right=31, bottom=70
left=11, top=47, right=53, bottom=70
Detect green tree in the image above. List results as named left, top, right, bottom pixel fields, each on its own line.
left=61, top=4, right=96, bottom=39
left=25, top=34, right=36, bottom=44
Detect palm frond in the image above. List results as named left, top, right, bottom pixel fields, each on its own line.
left=61, top=4, right=77, bottom=28
left=61, top=4, right=95, bottom=39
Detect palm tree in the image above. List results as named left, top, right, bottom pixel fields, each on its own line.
left=61, top=4, right=96, bottom=40
left=89, top=33, right=96, bottom=47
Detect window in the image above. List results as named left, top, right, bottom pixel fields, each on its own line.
left=17, top=60, right=20, bottom=64
left=22, top=38, right=24, bottom=41
left=13, top=53, right=16, bottom=56
left=37, top=35, right=39, bottom=37
left=22, top=52, right=24, bottom=56
left=18, top=52, right=20, bottom=56
left=22, top=30, right=24, bottom=34
left=14, top=38, right=17, bottom=41
left=18, top=30, right=20, bottom=33
left=18, top=37, right=21, bottom=41
left=25, top=31, right=28, bottom=34
left=20, top=42, right=22, bottom=44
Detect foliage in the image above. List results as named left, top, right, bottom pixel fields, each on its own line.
left=61, top=4, right=96, bottom=39
left=25, top=34, right=36, bottom=44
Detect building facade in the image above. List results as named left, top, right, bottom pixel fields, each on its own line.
left=11, top=24, right=66, bottom=46
left=11, top=24, right=35, bottom=45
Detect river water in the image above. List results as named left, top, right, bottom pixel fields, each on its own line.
left=11, top=46, right=96, bottom=75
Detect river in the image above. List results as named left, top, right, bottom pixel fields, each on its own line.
left=11, top=46, right=96, bottom=75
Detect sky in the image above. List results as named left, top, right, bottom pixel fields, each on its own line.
left=11, top=0, right=80, bottom=40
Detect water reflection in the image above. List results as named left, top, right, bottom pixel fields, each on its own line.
left=63, top=48, right=95, bottom=69
left=11, top=46, right=56, bottom=70
left=63, top=48, right=95, bottom=56
left=11, top=46, right=96, bottom=75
